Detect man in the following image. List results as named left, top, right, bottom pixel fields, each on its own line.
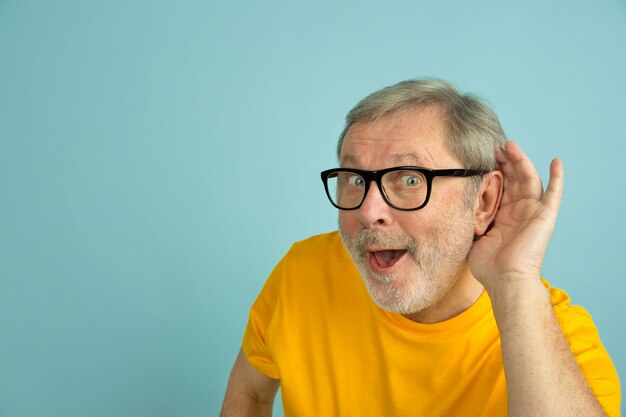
left=221, top=79, right=621, bottom=416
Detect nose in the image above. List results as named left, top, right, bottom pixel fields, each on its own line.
left=357, top=181, right=394, bottom=227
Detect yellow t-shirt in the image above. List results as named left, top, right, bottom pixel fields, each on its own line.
left=243, top=231, right=621, bottom=416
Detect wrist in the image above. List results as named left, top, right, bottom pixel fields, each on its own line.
left=485, top=275, right=550, bottom=317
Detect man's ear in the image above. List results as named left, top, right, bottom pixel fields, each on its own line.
left=474, top=171, right=504, bottom=237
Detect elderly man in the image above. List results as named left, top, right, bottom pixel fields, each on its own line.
left=221, top=79, right=620, bottom=416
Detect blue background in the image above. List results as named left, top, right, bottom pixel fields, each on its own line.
left=1, top=1, right=624, bottom=416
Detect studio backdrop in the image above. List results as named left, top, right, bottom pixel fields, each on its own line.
left=0, top=1, right=624, bottom=416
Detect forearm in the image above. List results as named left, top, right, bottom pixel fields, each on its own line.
left=220, top=391, right=274, bottom=417
left=220, top=349, right=280, bottom=417
left=489, top=277, right=606, bottom=417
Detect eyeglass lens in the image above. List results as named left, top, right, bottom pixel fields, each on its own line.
left=326, top=170, right=428, bottom=209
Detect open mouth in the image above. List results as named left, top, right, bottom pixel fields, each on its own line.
left=368, top=249, right=407, bottom=272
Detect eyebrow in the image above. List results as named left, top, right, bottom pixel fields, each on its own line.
left=341, top=152, right=428, bottom=167
left=392, top=152, right=421, bottom=164
left=340, top=154, right=359, bottom=166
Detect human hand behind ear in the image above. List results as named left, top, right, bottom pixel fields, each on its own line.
left=468, top=140, right=564, bottom=294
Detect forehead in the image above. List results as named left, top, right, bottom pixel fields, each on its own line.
left=340, top=106, right=461, bottom=169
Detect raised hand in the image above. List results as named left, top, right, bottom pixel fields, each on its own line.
left=468, top=140, right=564, bottom=293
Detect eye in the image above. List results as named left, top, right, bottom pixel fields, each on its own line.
left=348, top=175, right=365, bottom=187
left=401, top=175, right=421, bottom=187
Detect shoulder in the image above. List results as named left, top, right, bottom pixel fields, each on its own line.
left=542, top=279, right=597, bottom=335
left=281, top=231, right=353, bottom=269
left=265, top=230, right=354, bottom=286
left=541, top=279, right=614, bottom=366
left=245, top=232, right=346, bottom=336
left=542, top=279, right=594, bottom=325
left=270, top=230, right=362, bottom=300
left=289, top=230, right=345, bottom=257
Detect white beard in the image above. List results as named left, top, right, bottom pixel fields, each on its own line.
left=339, top=207, right=476, bottom=315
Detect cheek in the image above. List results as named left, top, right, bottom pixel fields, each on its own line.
left=338, top=211, right=359, bottom=234
left=393, top=211, right=438, bottom=243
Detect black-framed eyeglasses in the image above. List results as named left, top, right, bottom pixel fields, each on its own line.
left=320, top=166, right=487, bottom=211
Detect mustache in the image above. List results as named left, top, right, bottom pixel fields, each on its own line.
left=351, top=229, right=418, bottom=257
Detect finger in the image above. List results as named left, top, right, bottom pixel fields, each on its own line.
left=494, top=143, right=508, bottom=165
left=505, top=141, right=542, bottom=190
left=494, top=145, right=515, bottom=206
left=543, top=157, right=564, bottom=212
left=494, top=143, right=522, bottom=206
left=495, top=141, right=525, bottom=204
left=501, top=141, right=544, bottom=199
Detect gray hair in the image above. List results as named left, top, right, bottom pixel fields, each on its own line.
left=337, top=79, right=506, bottom=174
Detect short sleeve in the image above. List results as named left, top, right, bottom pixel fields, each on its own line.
left=550, top=286, right=622, bottom=416
left=241, top=252, right=287, bottom=380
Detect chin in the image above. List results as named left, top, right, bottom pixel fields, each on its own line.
left=361, top=268, right=441, bottom=315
